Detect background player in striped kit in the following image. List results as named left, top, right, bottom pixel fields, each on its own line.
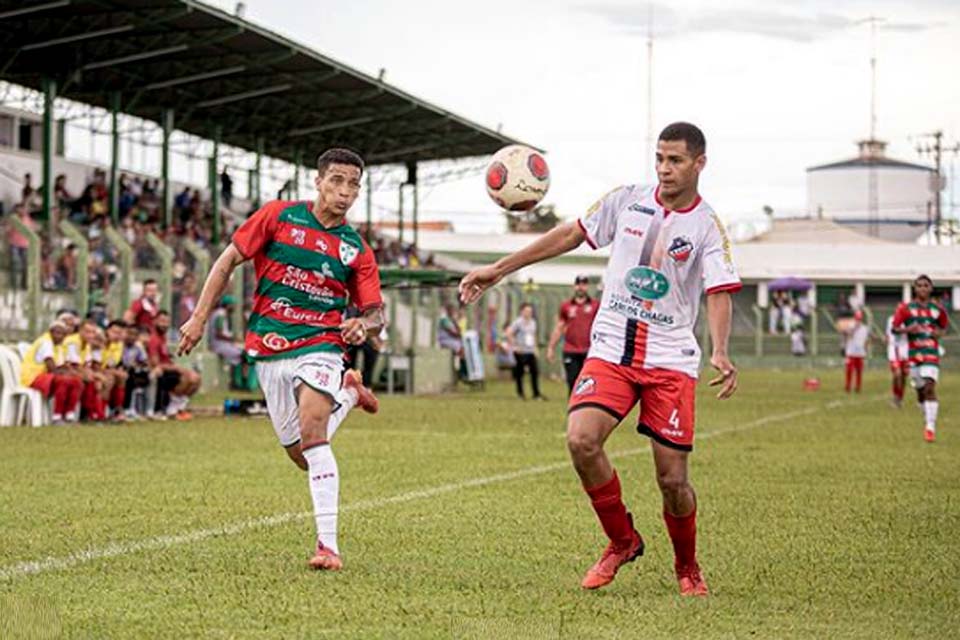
left=892, top=275, right=949, bottom=442
left=460, top=123, right=740, bottom=596
left=178, top=148, right=382, bottom=571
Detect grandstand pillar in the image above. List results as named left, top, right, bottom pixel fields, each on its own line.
left=397, top=185, right=404, bottom=245
left=41, top=78, right=56, bottom=237
left=253, top=137, right=264, bottom=208
left=109, top=92, right=121, bottom=225
left=406, top=161, right=419, bottom=249
left=210, top=125, right=221, bottom=245
left=365, top=171, right=373, bottom=244
left=901, top=283, right=911, bottom=303
left=161, top=109, right=174, bottom=228
left=293, top=148, right=302, bottom=200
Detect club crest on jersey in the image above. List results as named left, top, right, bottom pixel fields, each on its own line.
left=339, top=241, right=359, bottom=266
left=574, top=376, right=596, bottom=396
left=315, top=238, right=328, bottom=252
left=668, top=236, right=694, bottom=263
left=289, top=228, right=306, bottom=246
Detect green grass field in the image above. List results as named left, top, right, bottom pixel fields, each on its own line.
left=1, top=369, right=958, bottom=639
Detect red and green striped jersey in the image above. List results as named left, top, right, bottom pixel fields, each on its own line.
left=892, top=300, right=949, bottom=367
left=231, top=200, right=382, bottom=361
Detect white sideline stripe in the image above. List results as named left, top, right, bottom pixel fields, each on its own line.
left=0, top=395, right=880, bottom=581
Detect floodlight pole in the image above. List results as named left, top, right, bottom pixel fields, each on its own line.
left=109, top=91, right=121, bottom=225
left=42, top=77, right=55, bottom=238
left=397, top=183, right=404, bottom=246
left=161, top=108, right=174, bottom=228
left=210, top=125, right=221, bottom=245
left=293, top=147, right=302, bottom=200
left=406, top=161, right=419, bottom=250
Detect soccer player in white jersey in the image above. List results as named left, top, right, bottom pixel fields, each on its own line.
left=885, top=313, right=909, bottom=407
left=460, top=123, right=739, bottom=595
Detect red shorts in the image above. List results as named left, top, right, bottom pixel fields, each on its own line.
left=889, top=360, right=909, bottom=373
left=568, top=358, right=697, bottom=451
left=30, top=373, right=56, bottom=397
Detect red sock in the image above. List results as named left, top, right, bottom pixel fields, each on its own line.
left=585, top=472, right=633, bottom=546
left=663, top=507, right=698, bottom=570
left=52, top=375, right=70, bottom=415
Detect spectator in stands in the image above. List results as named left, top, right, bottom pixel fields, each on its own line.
left=208, top=295, right=249, bottom=386
left=175, top=186, right=191, bottom=212
left=177, top=273, right=198, bottom=330
left=19, top=320, right=82, bottom=424
left=7, top=203, right=35, bottom=289
left=53, top=243, right=79, bottom=290
left=220, top=168, right=233, bottom=207
left=121, top=324, right=152, bottom=419
left=790, top=323, right=807, bottom=357
left=54, top=174, right=74, bottom=211
left=21, top=173, right=34, bottom=205
left=508, top=302, right=545, bottom=401
left=124, top=279, right=161, bottom=330
left=495, top=320, right=517, bottom=373
left=147, top=310, right=198, bottom=420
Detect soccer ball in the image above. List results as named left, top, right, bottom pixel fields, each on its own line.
left=485, top=144, right=550, bottom=211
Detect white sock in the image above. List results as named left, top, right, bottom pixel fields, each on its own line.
left=166, top=394, right=189, bottom=415
left=326, top=388, right=358, bottom=440
left=303, top=443, right=340, bottom=554
left=924, top=401, right=939, bottom=432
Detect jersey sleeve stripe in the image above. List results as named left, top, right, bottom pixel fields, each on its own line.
left=705, top=282, right=742, bottom=295
left=577, top=219, right=598, bottom=249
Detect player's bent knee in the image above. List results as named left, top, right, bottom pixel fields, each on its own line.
left=566, top=428, right=602, bottom=459
left=656, top=471, right=689, bottom=497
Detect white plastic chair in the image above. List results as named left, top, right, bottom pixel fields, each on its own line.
left=0, top=345, right=49, bottom=427
left=16, top=341, right=31, bottom=359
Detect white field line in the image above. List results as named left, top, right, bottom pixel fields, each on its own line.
left=0, top=395, right=880, bottom=581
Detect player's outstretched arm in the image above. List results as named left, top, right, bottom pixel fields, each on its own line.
left=178, top=244, right=247, bottom=356
left=459, top=221, right=585, bottom=304
left=706, top=292, right=738, bottom=399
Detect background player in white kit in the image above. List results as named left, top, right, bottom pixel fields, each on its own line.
left=460, top=122, right=739, bottom=595
left=886, top=313, right=910, bottom=407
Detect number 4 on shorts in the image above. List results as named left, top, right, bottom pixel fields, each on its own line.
left=669, top=409, right=680, bottom=429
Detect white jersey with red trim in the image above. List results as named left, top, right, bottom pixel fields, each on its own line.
left=885, top=315, right=909, bottom=362
left=577, top=184, right=741, bottom=378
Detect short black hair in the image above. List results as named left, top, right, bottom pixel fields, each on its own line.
left=317, top=148, right=364, bottom=177
left=156, top=310, right=170, bottom=318
left=143, top=278, right=157, bottom=287
left=915, top=274, right=933, bottom=286
left=659, top=122, right=706, bottom=157
left=107, top=319, right=127, bottom=330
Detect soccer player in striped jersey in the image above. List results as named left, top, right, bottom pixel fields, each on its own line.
left=178, top=148, right=383, bottom=571
left=892, top=275, right=949, bottom=442
left=460, top=122, right=739, bottom=596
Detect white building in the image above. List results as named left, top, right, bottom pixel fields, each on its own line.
left=806, top=139, right=935, bottom=242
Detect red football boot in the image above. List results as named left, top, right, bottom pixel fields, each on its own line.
left=343, top=369, right=378, bottom=414
left=677, top=563, right=709, bottom=597
left=580, top=517, right=644, bottom=590
left=308, top=541, right=343, bottom=571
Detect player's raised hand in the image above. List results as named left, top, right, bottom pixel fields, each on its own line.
left=177, top=314, right=206, bottom=356
left=459, top=265, right=502, bottom=305
left=708, top=353, right=738, bottom=399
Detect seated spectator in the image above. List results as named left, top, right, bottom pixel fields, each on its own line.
left=103, top=320, right=130, bottom=421
left=208, top=295, right=249, bottom=387
left=121, top=324, right=153, bottom=419
left=147, top=310, right=199, bottom=420
left=19, top=320, right=82, bottom=424
left=64, top=319, right=109, bottom=421
left=437, top=304, right=467, bottom=380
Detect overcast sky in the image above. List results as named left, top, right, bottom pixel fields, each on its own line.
left=202, top=0, right=960, bottom=230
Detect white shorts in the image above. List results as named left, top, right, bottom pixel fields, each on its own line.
left=255, top=351, right=344, bottom=448
left=909, top=364, right=939, bottom=388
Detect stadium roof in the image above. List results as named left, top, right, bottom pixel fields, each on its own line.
left=0, top=0, right=531, bottom=165
left=807, top=157, right=932, bottom=173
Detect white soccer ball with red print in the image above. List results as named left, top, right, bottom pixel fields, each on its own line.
left=485, top=144, right=550, bottom=211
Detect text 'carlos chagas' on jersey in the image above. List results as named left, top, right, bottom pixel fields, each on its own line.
left=577, top=184, right=741, bottom=379
left=231, top=200, right=382, bottom=361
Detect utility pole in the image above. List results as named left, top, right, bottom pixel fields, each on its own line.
left=916, top=131, right=960, bottom=244
left=857, top=16, right=884, bottom=237
left=645, top=4, right=654, bottom=183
